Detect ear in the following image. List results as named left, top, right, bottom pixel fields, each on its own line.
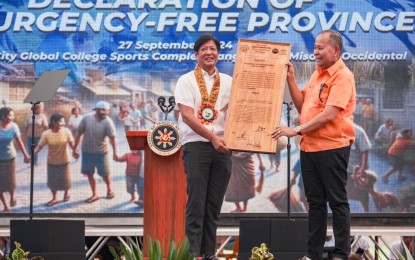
left=334, top=45, right=341, bottom=56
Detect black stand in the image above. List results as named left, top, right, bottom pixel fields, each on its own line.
left=11, top=70, right=85, bottom=260
left=22, top=69, right=70, bottom=219
left=10, top=220, right=85, bottom=260
left=283, top=101, right=293, bottom=220
left=29, top=101, right=40, bottom=220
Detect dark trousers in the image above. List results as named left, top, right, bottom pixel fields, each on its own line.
left=301, top=146, right=351, bottom=260
left=182, top=142, right=232, bottom=256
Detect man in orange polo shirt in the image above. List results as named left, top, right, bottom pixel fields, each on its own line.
left=273, top=29, right=356, bottom=260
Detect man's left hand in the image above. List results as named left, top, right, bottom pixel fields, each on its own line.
left=272, top=125, right=297, bottom=139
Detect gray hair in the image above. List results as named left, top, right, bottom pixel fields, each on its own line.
left=319, top=29, right=343, bottom=51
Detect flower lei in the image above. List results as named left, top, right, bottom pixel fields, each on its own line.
left=194, top=64, right=220, bottom=125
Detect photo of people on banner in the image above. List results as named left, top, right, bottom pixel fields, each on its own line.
left=0, top=0, right=414, bottom=214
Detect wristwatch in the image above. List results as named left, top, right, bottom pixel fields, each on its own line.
left=294, top=125, right=302, bottom=135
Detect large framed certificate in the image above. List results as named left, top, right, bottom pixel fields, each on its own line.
left=224, top=39, right=291, bottom=153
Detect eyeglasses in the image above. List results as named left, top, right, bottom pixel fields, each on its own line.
left=318, top=83, right=328, bottom=102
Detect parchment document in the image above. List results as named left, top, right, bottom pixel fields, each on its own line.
left=224, top=39, right=291, bottom=153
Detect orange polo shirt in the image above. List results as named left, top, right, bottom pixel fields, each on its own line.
left=300, top=58, right=356, bottom=152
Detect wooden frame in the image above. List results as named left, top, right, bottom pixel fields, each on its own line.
left=225, top=39, right=291, bottom=153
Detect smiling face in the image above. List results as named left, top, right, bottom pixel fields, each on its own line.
left=3, top=110, right=14, bottom=124
left=0, top=107, right=15, bottom=126
left=96, top=108, right=110, bottom=119
left=314, top=32, right=340, bottom=70
left=53, top=117, right=65, bottom=131
left=195, top=40, right=219, bottom=74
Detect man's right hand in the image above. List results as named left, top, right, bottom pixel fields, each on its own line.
left=285, top=62, right=296, bottom=82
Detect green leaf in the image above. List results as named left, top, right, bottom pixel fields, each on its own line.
left=120, top=243, right=136, bottom=260
left=154, top=239, right=162, bottom=260
left=11, top=242, right=28, bottom=260
left=167, top=239, right=176, bottom=260
left=116, top=235, right=194, bottom=260
left=133, top=238, right=144, bottom=260
left=175, top=237, right=194, bottom=260
left=147, top=236, right=154, bottom=260
left=108, top=246, right=122, bottom=260
left=108, top=238, right=144, bottom=260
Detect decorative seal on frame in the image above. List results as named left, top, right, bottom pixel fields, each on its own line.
left=240, top=44, right=249, bottom=52
left=147, top=120, right=181, bottom=156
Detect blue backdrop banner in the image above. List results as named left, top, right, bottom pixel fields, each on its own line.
left=0, top=0, right=414, bottom=215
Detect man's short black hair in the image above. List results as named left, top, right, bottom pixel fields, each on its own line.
left=194, top=35, right=221, bottom=52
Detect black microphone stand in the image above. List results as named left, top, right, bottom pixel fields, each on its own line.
left=157, top=96, right=176, bottom=120
left=29, top=101, right=40, bottom=220
left=283, top=101, right=293, bottom=221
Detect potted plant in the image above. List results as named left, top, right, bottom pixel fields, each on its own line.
left=109, top=236, right=195, bottom=260
left=250, top=243, right=275, bottom=260
left=5, top=242, right=44, bottom=260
